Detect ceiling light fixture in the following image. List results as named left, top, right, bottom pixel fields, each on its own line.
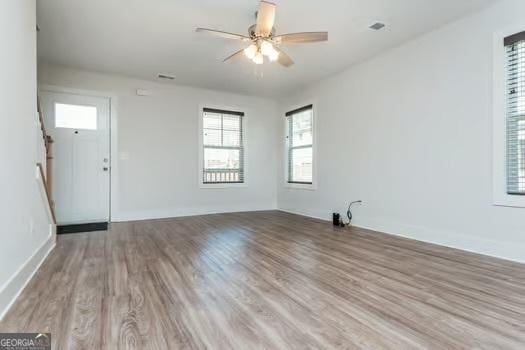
left=260, top=41, right=274, bottom=56
left=253, top=51, right=264, bottom=64
left=268, top=49, right=279, bottom=62
left=244, top=44, right=257, bottom=59
left=244, top=40, right=279, bottom=64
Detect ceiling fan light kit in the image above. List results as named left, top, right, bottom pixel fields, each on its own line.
left=243, top=40, right=279, bottom=64
left=253, top=51, right=264, bottom=65
left=244, top=44, right=257, bottom=59
left=196, top=1, right=328, bottom=68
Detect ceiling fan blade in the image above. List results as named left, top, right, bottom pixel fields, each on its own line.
left=223, top=49, right=246, bottom=63
left=273, top=32, right=328, bottom=44
left=275, top=47, right=294, bottom=67
left=255, top=1, right=276, bottom=37
left=196, top=28, right=251, bottom=42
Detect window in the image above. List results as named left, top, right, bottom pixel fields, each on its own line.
left=286, top=105, right=314, bottom=184
left=202, top=108, right=244, bottom=184
left=505, top=31, right=525, bottom=195
left=55, top=103, right=97, bottom=130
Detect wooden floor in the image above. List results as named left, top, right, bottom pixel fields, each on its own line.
left=1, top=211, right=525, bottom=349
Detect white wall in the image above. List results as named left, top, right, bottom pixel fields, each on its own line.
left=278, top=0, right=525, bottom=263
left=38, top=64, right=279, bottom=221
left=0, top=0, right=55, bottom=319
left=34, top=1, right=525, bottom=265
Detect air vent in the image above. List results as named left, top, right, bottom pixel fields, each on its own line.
left=158, top=74, right=175, bottom=80
left=369, top=22, right=386, bottom=31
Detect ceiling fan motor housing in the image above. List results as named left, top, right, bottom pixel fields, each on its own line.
left=248, top=24, right=276, bottom=39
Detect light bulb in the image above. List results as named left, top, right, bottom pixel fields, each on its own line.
left=243, top=44, right=257, bottom=59
left=260, top=41, right=275, bottom=56
left=253, top=52, right=264, bottom=64
left=268, top=49, right=280, bottom=62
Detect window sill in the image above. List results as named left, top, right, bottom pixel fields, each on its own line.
left=284, top=182, right=317, bottom=191
left=493, top=193, right=525, bottom=208
left=200, top=183, right=247, bottom=189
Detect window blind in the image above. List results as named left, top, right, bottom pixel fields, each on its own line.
left=505, top=32, right=525, bottom=195
left=286, top=105, right=313, bottom=184
left=202, top=108, right=244, bottom=184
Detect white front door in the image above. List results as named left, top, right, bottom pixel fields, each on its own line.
left=41, top=91, right=110, bottom=225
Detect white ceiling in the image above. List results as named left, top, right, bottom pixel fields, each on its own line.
left=37, top=0, right=497, bottom=97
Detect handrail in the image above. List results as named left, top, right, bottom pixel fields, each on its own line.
left=37, top=95, right=53, bottom=152
left=37, top=94, right=55, bottom=224
left=37, top=162, right=56, bottom=225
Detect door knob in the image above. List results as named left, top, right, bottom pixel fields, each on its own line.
left=103, top=167, right=109, bottom=171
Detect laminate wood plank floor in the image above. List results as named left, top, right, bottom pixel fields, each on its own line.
left=1, top=211, right=525, bottom=349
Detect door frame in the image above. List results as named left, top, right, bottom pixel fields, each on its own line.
left=39, top=84, right=119, bottom=223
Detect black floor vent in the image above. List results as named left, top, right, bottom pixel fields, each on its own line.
left=57, top=222, right=108, bottom=235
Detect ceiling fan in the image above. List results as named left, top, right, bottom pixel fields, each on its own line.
left=196, top=1, right=328, bottom=67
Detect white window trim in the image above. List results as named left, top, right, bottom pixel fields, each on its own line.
left=198, top=103, right=248, bottom=189
left=283, top=101, right=317, bottom=190
left=493, top=25, right=525, bottom=208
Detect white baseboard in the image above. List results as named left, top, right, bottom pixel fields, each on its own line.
left=278, top=208, right=525, bottom=264
left=352, top=218, right=525, bottom=264
left=0, top=235, right=56, bottom=320
left=111, top=204, right=278, bottom=223
left=278, top=208, right=328, bottom=222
